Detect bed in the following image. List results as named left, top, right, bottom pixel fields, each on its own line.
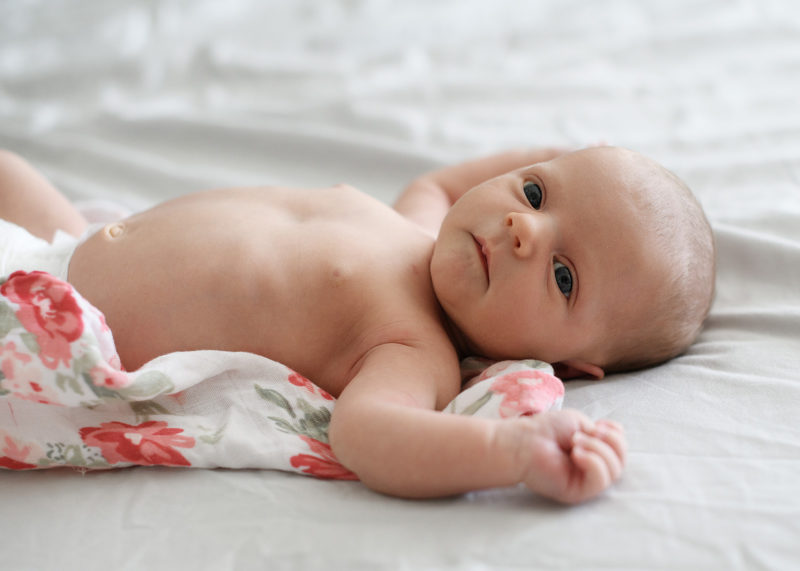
left=1, top=0, right=799, bottom=569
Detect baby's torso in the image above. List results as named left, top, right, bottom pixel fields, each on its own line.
left=68, top=185, right=456, bottom=396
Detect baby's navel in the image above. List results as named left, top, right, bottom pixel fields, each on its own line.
left=103, top=222, right=125, bottom=239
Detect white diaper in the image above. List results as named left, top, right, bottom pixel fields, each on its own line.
left=0, top=219, right=99, bottom=281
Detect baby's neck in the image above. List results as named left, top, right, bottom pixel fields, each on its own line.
left=437, top=306, right=474, bottom=361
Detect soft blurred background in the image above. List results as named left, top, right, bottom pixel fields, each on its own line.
left=2, top=0, right=799, bottom=217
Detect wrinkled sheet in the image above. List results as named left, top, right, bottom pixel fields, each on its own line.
left=1, top=1, right=800, bottom=569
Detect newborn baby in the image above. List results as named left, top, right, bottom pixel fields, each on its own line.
left=0, top=146, right=715, bottom=503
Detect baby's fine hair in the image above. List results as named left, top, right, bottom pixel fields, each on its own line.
left=603, top=151, right=715, bottom=373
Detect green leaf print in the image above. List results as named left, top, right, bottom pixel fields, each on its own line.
left=19, top=331, right=40, bottom=355
left=130, top=400, right=171, bottom=422
left=43, top=442, right=109, bottom=468
left=263, top=395, right=333, bottom=443
left=82, top=372, right=123, bottom=400
left=72, top=352, right=98, bottom=375
left=268, top=417, right=300, bottom=436
left=255, top=385, right=296, bottom=418
left=295, top=399, right=331, bottom=442
left=56, top=372, right=85, bottom=395
left=0, top=301, right=19, bottom=338
left=198, top=424, right=227, bottom=445
left=458, top=390, right=493, bottom=416
left=117, top=371, right=174, bottom=400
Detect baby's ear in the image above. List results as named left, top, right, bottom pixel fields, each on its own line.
left=553, top=360, right=605, bottom=380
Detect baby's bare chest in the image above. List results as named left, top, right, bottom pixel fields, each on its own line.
left=185, top=187, right=435, bottom=320
left=70, top=186, right=444, bottom=390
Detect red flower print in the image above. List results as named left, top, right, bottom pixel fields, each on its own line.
left=290, top=436, right=358, bottom=480
left=79, top=421, right=195, bottom=466
left=288, top=372, right=334, bottom=400
left=0, top=456, right=36, bottom=470
left=1, top=271, right=84, bottom=369
left=490, top=369, right=564, bottom=418
left=0, top=434, right=39, bottom=469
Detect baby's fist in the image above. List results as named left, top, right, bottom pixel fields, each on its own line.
left=516, top=410, right=626, bottom=504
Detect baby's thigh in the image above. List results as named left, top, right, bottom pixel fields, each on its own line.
left=0, top=150, right=87, bottom=240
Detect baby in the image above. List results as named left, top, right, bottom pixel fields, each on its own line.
left=0, top=146, right=714, bottom=504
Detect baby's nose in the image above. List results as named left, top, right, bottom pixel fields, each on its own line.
left=505, top=211, right=550, bottom=258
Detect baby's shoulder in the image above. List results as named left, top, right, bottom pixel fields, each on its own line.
left=345, top=291, right=463, bottom=397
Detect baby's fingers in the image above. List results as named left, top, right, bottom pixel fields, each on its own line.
left=571, top=432, right=624, bottom=496
left=594, top=419, right=627, bottom=466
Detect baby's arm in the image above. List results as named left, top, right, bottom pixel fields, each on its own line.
left=328, top=344, right=625, bottom=503
left=394, top=148, right=568, bottom=236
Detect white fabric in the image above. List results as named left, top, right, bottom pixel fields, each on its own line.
left=2, top=1, right=800, bottom=569
left=0, top=219, right=77, bottom=280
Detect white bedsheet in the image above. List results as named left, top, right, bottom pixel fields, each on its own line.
left=2, top=1, right=799, bottom=569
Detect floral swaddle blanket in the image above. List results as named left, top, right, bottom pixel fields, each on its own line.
left=0, top=270, right=564, bottom=479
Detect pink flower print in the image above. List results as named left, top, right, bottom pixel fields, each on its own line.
left=0, top=433, right=41, bottom=470
left=0, top=340, right=33, bottom=378
left=1, top=271, right=84, bottom=369
left=287, top=371, right=334, bottom=400
left=0, top=341, right=61, bottom=405
left=80, top=421, right=195, bottom=467
left=88, top=362, right=130, bottom=390
left=490, top=369, right=564, bottom=418
left=290, top=436, right=358, bottom=480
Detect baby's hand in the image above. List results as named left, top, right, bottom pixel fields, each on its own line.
left=514, top=409, right=626, bottom=504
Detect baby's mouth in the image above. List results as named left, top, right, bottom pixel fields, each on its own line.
left=473, top=236, right=489, bottom=281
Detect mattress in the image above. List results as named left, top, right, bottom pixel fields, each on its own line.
left=1, top=0, right=799, bottom=569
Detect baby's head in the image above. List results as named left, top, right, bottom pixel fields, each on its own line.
left=574, top=147, right=715, bottom=374
left=431, top=146, right=715, bottom=378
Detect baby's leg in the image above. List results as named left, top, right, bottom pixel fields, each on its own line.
left=0, top=150, right=87, bottom=241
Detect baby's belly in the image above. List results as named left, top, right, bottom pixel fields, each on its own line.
left=66, top=218, right=370, bottom=393
left=69, top=221, right=237, bottom=368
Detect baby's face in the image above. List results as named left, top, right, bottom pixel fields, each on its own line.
left=431, top=147, right=666, bottom=374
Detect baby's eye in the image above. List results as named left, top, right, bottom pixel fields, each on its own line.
left=554, top=261, right=573, bottom=298
left=523, top=181, right=542, bottom=210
